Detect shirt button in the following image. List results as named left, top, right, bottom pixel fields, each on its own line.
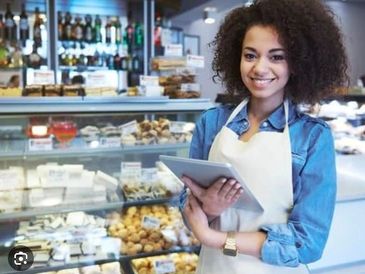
left=262, top=121, right=269, bottom=127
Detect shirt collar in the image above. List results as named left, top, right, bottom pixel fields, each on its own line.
left=231, top=99, right=299, bottom=129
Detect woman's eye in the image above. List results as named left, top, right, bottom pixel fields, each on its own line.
left=271, top=55, right=285, bottom=61
left=244, top=53, right=256, bottom=60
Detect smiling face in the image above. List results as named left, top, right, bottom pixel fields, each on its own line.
left=240, top=25, right=290, bottom=104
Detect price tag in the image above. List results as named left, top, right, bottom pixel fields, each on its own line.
left=46, top=168, right=68, bottom=186
left=28, top=138, right=53, bottom=151
left=121, top=162, right=142, bottom=181
left=181, top=83, right=200, bottom=92
left=86, top=71, right=113, bottom=87
left=33, top=70, right=55, bottom=85
left=165, top=44, right=183, bottom=57
left=186, top=54, right=205, bottom=68
left=170, top=121, right=195, bottom=133
left=142, top=215, right=161, bottom=230
left=0, top=170, right=20, bottom=190
left=141, top=168, right=158, bottom=183
left=99, top=137, right=121, bottom=148
left=119, top=120, right=138, bottom=136
left=139, top=75, right=159, bottom=86
left=153, top=259, right=176, bottom=274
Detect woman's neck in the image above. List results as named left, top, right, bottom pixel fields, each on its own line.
left=248, top=97, right=284, bottom=123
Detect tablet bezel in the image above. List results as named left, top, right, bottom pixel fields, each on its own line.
left=159, top=155, right=263, bottom=212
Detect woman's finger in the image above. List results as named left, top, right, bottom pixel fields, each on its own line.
left=181, top=175, right=204, bottom=197
left=219, top=179, right=237, bottom=198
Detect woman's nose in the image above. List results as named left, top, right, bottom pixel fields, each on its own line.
left=253, top=57, right=269, bottom=75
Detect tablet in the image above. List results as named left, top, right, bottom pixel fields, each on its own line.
left=159, top=155, right=263, bottom=212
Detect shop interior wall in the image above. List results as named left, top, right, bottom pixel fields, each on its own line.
left=172, top=0, right=365, bottom=101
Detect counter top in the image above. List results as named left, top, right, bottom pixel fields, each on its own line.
left=336, top=154, right=365, bottom=202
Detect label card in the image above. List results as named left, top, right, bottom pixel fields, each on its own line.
left=165, top=44, right=183, bottom=57
left=141, top=168, right=158, bottom=184
left=139, top=75, right=159, bottom=86
left=47, top=168, right=68, bottom=185
left=99, top=137, right=121, bottom=148
left=154, top=259, right=176, bottom=274
left=120, top=162, right=142, bottom=182
left=33, top=70, right=55, bottom=85
left=180, top=83, right=200, bottom=92
left=142, top=215, right=161, bottom=230
left=186, top=54, right=205, bottom=68
left=119, top=120, right=138, bottom=136
left=28, top=138, right=53, bottom=151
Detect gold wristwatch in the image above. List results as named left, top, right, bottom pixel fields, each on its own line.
left=223, top=231, right=237, bottom=256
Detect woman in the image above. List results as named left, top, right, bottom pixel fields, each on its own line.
left=181, top=0, right=349, bottom=273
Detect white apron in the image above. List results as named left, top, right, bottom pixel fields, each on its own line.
left=196, top=99, right=309, bottom=274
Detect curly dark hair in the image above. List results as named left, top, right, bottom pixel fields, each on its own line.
left=211, top=0, right=349, bottom=105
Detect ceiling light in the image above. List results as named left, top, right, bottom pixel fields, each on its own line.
left=204, top=7, right=216, bottom=24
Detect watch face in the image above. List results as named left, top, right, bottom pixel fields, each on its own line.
left=223, top=248, right=237, bottom=257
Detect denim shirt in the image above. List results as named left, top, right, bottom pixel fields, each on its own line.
left=187, top=100, right=336, bottom=266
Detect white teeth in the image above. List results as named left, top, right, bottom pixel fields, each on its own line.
left=252, top=78, right=272, bottom=83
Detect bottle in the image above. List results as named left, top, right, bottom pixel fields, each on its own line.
left=33, top=7, right=43, bottom=47
left=113, top=51, right=121, bottom=70
left=0, top=14, right=5, bottom=42
left=84, top=14, right=93, bottom=43
left=124, top=21, right=134, bottom=53
left=114, top=17, right=122, bottom=45
left=154, top=13, right=162, bottom=47
left=28, top=44, right=42, bottom=68
left=132, top=54, right=141, bottom=72
left=94, top=15, right=102, bottom=43
left=134, top=22, right=143, bottom=48
left=11, top=44, right=23, bottom=67
left=120, top=55, right=128, bottom=71
left=0, top=41, right=9, bottom=67
left=5, top=3, right=16, bottom=42
left=58, top=11, right=63, bottom=40
left=19, top=4, right=29, bottom=47
left=105, top=17, right=112, bottom=44
left=72, top=15, right=83, bottom=41
left=64, top=12, right=72, bottom=41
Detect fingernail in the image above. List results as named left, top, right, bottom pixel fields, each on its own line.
left=234, top=183, right=240, bottom=189
left=229, top=180, right=235, bottom=185
left=239, top=189, right=244, bottom=193
left=221, top=178, right=227, bottom=183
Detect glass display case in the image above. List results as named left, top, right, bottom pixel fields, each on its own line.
left=0, top=98, right=212, bottom=273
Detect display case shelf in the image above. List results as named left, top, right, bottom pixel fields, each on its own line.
left=0, top=98, right=214, bottom=114
left=0, top=139, right=190, bottom=159
left=0, top=245, right=200, bottom=274
left=0, top=197, right=179, bottom=222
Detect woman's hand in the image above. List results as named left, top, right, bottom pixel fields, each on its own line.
left=183, top=192, right=210, bottom=243
left=181, top=175, right=243, bottom=217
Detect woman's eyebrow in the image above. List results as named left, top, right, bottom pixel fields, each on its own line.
left=243, top=47, right=285, bottom=53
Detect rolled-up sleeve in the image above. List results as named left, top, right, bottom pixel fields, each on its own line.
left=260, top=125, right=337, bottom=266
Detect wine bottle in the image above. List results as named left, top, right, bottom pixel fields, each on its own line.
left=84, top=14, right=93, bottom=43
left=105, top=16, right=112, bottom=44
left=115, top=17, right=122, bottom=45
left=64, top=12, right=72, bottom=41
left=94, top=15, right=102, bottom=43
left=58, top=11, right=63, bottom=40
left=0, top=14, right=5, bottom=42
left=5, top=3, right=16, bottom=42
left=28, top=44, right=42, bottom=68
left=19, top=3, right=29, bottom=47
left=73, top=15, right=83, bottom=41
left=33, top=7, right=43, bottom=47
